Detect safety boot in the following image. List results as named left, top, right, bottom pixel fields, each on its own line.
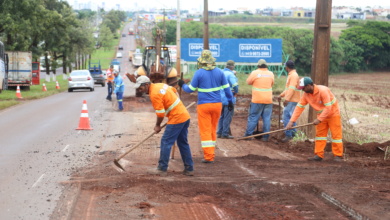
left=307, top=155, right=323, bottom=162
left=201, top=159, right=214, bottom=164
left=333, top=156, right=343, bottom=162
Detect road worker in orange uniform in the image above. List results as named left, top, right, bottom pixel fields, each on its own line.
left=278, top=60, right=301, bottom=142
left=135, top=76, right=194, bottom=176
left=243, top=59, right=274, bottom=142
left=179, top=50, right=233, bottom=163
left=106, top=65, right=115, bottom=101
left=286, top=77, right=343, bottom=162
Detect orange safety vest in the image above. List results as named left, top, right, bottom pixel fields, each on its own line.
left=246, top=68, right=274, bottom=104
left=106, top=69, right=114, bottom=82
left=291, top=84, right=340, bottom=122
left=280, top=69, right=300, bottom=102
left=149, top=83, right=190, bottom=124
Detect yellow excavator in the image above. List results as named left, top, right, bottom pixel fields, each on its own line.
left=127, top=28, right=178, bottom=96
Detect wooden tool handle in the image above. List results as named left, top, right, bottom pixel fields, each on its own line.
left=237, top=123, right=314, bottom=141
left=115, top=102, right=196, bottom=160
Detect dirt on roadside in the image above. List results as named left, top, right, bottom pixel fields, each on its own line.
left=51, top=75, right=390, bottom=220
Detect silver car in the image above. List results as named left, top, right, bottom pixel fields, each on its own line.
left=68, top=70, right=95, bottom=92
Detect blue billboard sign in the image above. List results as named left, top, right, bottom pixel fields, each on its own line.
left=181, top=38, right=282, bottom=64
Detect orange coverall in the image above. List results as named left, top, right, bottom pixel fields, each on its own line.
left=290, top=85, right=343, bottom=158
left=279, top=69, right=300, bottom=102
left=149, top=83, right=190, bottom=124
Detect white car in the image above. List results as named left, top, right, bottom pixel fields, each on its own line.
left=116, top=52, right=122, bottom=58
left=68, top=70, right=95, bottom=92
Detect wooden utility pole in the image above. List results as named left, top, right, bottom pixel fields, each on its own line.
left=308, top=0, right=332, bottom=137
left=203, top=0, right=209, bottom=50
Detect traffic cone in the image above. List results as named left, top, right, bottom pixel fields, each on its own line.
left=42, top=83, right=47, bottom=91
left=55, top=81, right=60, bottom=89
left=76, top=100, right=93, bottom=130
left=16, top=85, right=23, bottom=99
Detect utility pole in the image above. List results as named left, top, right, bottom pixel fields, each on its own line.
left=307, top=0, right=332, bottom=137
left=176, top=0, right=181, bottom=76
left=160, top=8, right=172, bottom=46
left=203, top=0, right=209, bottom=50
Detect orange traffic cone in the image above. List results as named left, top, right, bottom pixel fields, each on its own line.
left=76, top=100, right=93, bottom=130
left=16, top=85, right=23, bottom=99
left=42, top=83, right=47, bottom=91
left=55, top=81, right=60, bottom=89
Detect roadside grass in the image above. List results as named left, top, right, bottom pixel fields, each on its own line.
left=90, top=38, right=120, bottom=69
left=0, top=77, right=69, bottom=110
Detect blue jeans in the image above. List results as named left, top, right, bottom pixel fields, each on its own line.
left=158, top=119, right=194, bottom=171
left=106, top=82, right=113, bottom=100
left=217, top=105, right=234, bottom=137
left=283, top=102, right=298, bottom=137
left=116, top=92, right=123, bottom=110
left=244, top=103, right=273, bottom=138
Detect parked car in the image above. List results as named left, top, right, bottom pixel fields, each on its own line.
left=68, top=70, right=95, bottom=92
left=116, top=52, right=123, bottom=58
left=122, top=34, right=126, bottom=37
left=118, top=45, right=123, bottom=50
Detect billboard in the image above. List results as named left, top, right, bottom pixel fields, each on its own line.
left=181, top=38, right=282, bottom=64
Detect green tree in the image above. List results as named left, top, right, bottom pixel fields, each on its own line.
left=340, top=21, right=390, bottom=69
left=338, top=39, right=364, bottom=72
left=98, top=25, right=114, bottom=50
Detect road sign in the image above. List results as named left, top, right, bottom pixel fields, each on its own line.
left=181, top=38, right=282, bottom=64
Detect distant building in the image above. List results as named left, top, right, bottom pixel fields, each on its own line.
left=280, top=10, right=292, bottom=17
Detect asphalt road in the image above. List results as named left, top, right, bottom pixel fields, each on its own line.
left=0, top=22, right=136, bottom=219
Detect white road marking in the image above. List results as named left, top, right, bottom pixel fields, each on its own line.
left=32, top=174, right=45, bottom=188
left=62, top=145, right=70, bottom=152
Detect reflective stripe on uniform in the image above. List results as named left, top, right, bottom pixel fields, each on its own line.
left=315, top=137, right=327, bottom=141
left=165, top=98, right=180, bottom=115
left=118, top=99, right=123, bottom=102
left=297, top=103, right=306, bottom=108
left=198, top=86, right=222, bottom=92
left=252, top=87, right=272, bottom=92
left=332, top=139, right=343, bottom=143
left=324, top=97, right=337, bottom=106
left=221, top=83, right=229, bottom=89
left=232, top=83, right=238, bottom=87
left=288, top=85, right=300, bottom=91
left=189, top=85, right=197, bottom=91
left=156, top=109, right=165, bottom=113
left=316, top=109, right=324, bottom=114
left=116, top=83, right=124, bottom=88
left=201, top=140, right=215, bottom=148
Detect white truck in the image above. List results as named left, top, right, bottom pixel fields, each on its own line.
left=132, top=49, right=143, bottom=67
left=0, top=41, right=8, bottom=92
left=7, top=51, right=32, bottom=90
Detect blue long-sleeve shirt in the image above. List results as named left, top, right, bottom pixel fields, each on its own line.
left=220, top=68, right=239, bottom=105
left=113, top=75, right=124, bottom=93
left=183, top=68, right=233, bottom=105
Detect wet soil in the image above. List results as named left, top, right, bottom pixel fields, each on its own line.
left=51, top=74, right=390, bottom=220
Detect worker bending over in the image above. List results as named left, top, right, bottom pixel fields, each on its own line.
left=179, top=50, right=233, bottom=163
left=286, top=77, right=343, bottom=162
left=135, top=76, right=194, bottom=176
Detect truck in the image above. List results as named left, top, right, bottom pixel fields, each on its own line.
left=0, top=41, right=8, bottom=92
left=128, top=27, right=134, bottom=35
left=88, top=60, right=105, bottom=87
left=111, top=59, right=121, bottom=73
left=7, top=51, right=32, bottom=90
left=132, top=49, right=143, bottom=67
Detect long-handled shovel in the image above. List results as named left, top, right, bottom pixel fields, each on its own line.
left=237, top=123, right=314, bottom=141
left=114, top=102, right=196, bottom=171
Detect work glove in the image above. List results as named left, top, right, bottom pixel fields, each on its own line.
left=228, top=101, right=234, bottom=111
left=178, top=79, right=185, bottom=88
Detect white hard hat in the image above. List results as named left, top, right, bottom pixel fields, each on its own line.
left=134, top=75, right=150, bottom=88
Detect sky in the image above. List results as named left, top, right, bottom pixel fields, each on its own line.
left=66, top=0, right=389, bottom=11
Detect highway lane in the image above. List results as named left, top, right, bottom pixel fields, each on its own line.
left=0, top=80, right=110, bottom=219
left=0, top=22, right=137, bottom=219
